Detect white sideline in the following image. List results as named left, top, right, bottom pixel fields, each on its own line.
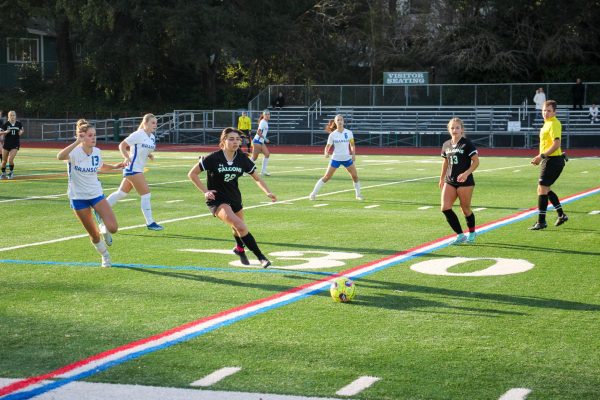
left=0, top=379, right=343, bottom=400
left=190, top=367, right=241, bottom=387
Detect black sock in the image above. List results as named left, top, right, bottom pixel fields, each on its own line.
left=1, top=167, right=5, bottom=173
left=465, top=213, right=476, bottom=233
left=8, top=164, right=13, bottom=172
left=234, top=235, right=245, bottom=250
left=241, top=232, right=265, bottom=259
left=547, top=191, right=564, bottom=217
left=538, top=194, right=548, bottom=223
left=442, top=209, right=464, bottom=234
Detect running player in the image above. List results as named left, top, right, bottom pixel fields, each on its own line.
left=57, top=119, right=123, bottom=267
left=529, top=100, right=568, bottom=230
left=237, top=111, right=252, bottom=154
left=188, top=127, right=276, bottom=268
left=309, top=114, right=363, bottom=201
left=251, top=110, right=271, bottom=176
left=1, top=110, right=24, bottom=179
left=105, top=113, right=163, bottom=231
left=439, top=117, right=480, bottom=244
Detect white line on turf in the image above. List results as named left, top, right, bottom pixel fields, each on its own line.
left=498, top=388, right=532, bottom=400
left=473, top=207, right=487, bottom=211
left=314, top=204, right=328, bottom=207
left=0, top=378, right=343, bottom=400
left=190, top=367, right=241, bottom=387
left=364, top=205, right=379, bottom=209
left=0, top=163, right=535, bottom=253
left=418, top=206, right=432, bottom=210
left=335, top=376, right=380, bottom=396
left=590, top=210, right=600, bottom=215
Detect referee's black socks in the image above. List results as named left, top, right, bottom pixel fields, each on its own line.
left=537, top=194, right=548, bottom=223
left=547, top=191, right=564, bottom=217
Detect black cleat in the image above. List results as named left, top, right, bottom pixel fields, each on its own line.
left=529, top=222, right=548, bottom=230
left=259, top=258, right=271, bottom=268
left=233, top=248, right=250, bottom=265
left=555, top=214, right=568, bottom=227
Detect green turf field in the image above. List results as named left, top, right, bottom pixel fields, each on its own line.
left=1, top=147, right=599, bottom=399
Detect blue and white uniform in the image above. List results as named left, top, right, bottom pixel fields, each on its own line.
left=253, top=119, right=269, bottom=145
left=123, top=129, right=156, bottom=175
left=67, top=147, right=106, bottom=209
left=328, top=128, right=354, bottom=168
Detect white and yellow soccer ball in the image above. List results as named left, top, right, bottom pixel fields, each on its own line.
left=329, top=277, right=356, bottom=303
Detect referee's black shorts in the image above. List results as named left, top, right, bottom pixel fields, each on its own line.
left=539, top=156, right=565, bottom=186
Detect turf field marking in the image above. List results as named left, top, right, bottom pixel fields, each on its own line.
left=314, top=203, right=328, bottom=207
left=190, top=367, right=241, bottom=387
left=335, top=376, right=380, bottom=396
left=498, top=388, right=532, bottom=400
left=166, top=199, right=183, bottom=203
left=581, top=171, right=588, bottom=174
left=473, top=207, right=487, bottom=212
left=418, top=206, right=433, bottom=210
left=364, top=204, right=379, bottom=209
left=1, top=186, right=599, bottom=399
left=410, top=257, right=534, bottom=276
left=590, top=210, right=600, bottom=215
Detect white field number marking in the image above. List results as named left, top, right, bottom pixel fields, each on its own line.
left=410, top=257, right=534, bottom=276
left=190, top=367, right=241, bottom=387
left=336, top=376, right=380, bottom=396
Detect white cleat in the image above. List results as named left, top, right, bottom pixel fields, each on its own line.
left=100, top=224, right=112, bottom=247
left=101, top=252, right=112, bottom=268
left=309, top=193, right=316, bottom=201
left=356, top=195, right=364, bottom=201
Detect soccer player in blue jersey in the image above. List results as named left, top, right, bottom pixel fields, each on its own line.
left=57, top=120, right=124, bottom=267
left=440, top=117, right=480, bottom=244
left=309, top=114, right=363, bottom=201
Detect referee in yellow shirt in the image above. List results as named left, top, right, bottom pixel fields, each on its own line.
left=529, top=100, right=568, bottom=230
left=237, top=111, right=252, bottom=154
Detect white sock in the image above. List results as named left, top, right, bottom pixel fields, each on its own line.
left=107, top=190, right=127, bottom=206
left=93, top=240, right=107, bottom=255
left=353, top=181, right=361, bottom=196
left=140, top=193, right=154, bottom=225
left=312, top=178, right=325, bottom=195
left=261, top=157, right=269, bottom=173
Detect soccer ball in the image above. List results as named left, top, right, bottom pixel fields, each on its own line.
left=329, top=277, right=356, bottom=303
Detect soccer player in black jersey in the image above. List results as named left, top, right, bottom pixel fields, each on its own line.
left=439, top=118, right=480, bottom=244
left=188, top=127, right=277, bottom=268
left=1, top=110, right=24, bottom=179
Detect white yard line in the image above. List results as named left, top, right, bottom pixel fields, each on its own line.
left=335, top=376, right=380, bottom=396
left=498, top=388, right=532, bottom=400
left=190, top=367, right=241, bottom=387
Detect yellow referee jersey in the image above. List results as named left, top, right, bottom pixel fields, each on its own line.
left=540, top=116, right=562, bottom=156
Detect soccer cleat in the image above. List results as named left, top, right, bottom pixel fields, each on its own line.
left=528, top=221, right=548, bottom=230
left=233, top=247, right=250, bottom=265
left=100, top=224, right=113, bottom=247
left=467, top=232, right=477, bottom=243
left=451, top=233, right=467, bottom=245
left=356, top=195, right=364, bottom=201
left=309, top=193, right=316, bottom=201
left=259, top=258, right=271, bottom=268
left=261, top=171, right=271, bottom=176
left=0, top=173, right=5, bottom=179
left=147, top=222, right=164, bottom=231
left=555, top=214, right=568, bottom=227
left=7, top=172, right=13, bottom=179
left=101, top=252, right=112, bottom=268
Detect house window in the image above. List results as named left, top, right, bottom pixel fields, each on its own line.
left=6, top=38, right=39, bottom=63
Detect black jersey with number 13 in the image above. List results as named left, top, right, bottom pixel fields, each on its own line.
left=441, top=137, right=478, bottom=185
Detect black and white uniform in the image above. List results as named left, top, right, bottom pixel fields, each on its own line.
left=2, top=121, right=23, bottom=151
left=441, top=137, right=477, bottom=187
left=199, top=149, right=257, bottom=214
